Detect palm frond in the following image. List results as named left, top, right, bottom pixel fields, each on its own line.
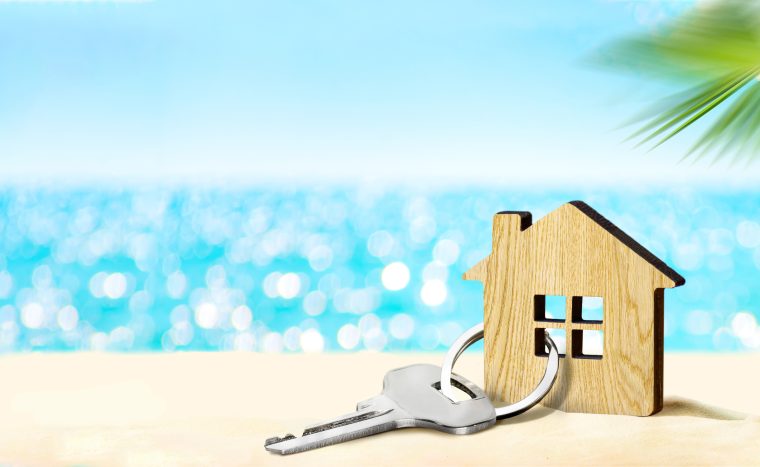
left=593, top=0, right=760, bottom=162
left=688, top=81, right=760, bottom=164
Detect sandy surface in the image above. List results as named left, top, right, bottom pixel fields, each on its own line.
left=0, top=352, right=757, bottom=466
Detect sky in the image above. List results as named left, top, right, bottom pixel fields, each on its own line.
left=1, top=0, right=757, bottom=186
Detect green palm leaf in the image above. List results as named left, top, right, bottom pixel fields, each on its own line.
left=594, top=0, right=760, bottom=162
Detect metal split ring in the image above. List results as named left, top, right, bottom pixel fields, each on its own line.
left=439, top=323, right=560, bottom=420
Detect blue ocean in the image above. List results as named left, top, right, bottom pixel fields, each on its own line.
left=0, top=186, right=757, bottom=353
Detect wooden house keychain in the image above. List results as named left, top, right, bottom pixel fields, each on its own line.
left=442, top=201, right=685, bottom=416
left=266, top=200, right=684, bottom=455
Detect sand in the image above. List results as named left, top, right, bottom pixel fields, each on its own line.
left=0, top=352, right=757, bottom=466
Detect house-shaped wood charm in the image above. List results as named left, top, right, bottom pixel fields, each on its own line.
left=464, top=201, right=685, bottom=416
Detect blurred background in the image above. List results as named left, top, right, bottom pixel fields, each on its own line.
left=0, top=0, right=758, bottom=353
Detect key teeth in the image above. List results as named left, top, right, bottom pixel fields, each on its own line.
left=265, top=434, right=295, bottom=446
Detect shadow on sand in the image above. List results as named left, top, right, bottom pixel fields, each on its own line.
left=494, top=396, right=755, bottom=425
left=657, top=397, right=750, bottom=421
left=496, top=405, right=555, bottom=426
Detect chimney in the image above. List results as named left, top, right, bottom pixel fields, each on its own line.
left=491, top=211, right=532, bottom=257
left=463, top=210, right=532, bottom=282
left=493, top=211, right=532, bottom=240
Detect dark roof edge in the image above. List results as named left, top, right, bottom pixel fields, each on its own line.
left=497, top=211, right=533, bottom=231
left=568, top=201, right=686, bottom=287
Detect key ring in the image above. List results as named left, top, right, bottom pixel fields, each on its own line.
left=439, top=323, right=560, bottom=420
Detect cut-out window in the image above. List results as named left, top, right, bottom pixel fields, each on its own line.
left=534, top=328, right=566, bottom=358
left=571, top=330, right=604, bottom=359
left=534, top=295, right=566, bottom=322
left=534, top=294, right=604, bottom=361
left=571, top=296, right=603, bottom=324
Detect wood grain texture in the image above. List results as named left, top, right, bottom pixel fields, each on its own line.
left=464, top=201, right=684, bottom=416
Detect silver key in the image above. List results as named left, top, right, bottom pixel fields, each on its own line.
left=264, top=363, right=496, bottom=455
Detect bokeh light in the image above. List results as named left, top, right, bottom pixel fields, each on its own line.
left=0, top=188, right=755, bottom=353
left=381, top=262, right=410, bottom=291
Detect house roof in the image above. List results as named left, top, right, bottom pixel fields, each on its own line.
left=567, top=201, right=685, bottom=287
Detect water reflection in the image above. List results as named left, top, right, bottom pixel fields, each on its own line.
left=0, top=187, right=757, bottom=352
